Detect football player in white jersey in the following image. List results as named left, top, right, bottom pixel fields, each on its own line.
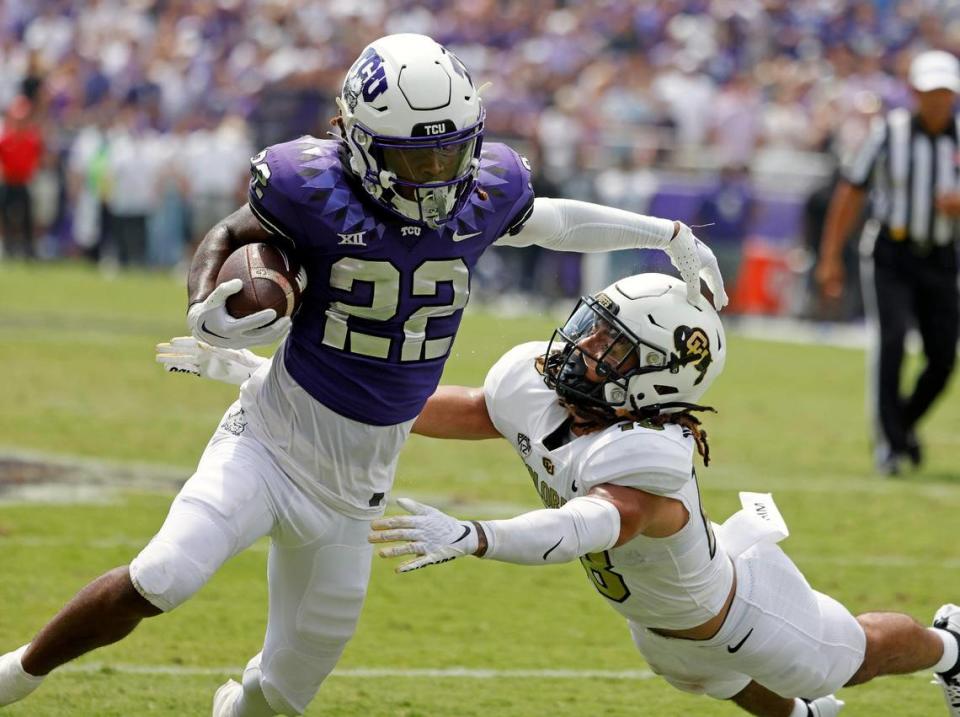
left=362, top=273, right=960, bottom=717
left=152, top=273, right=960, bottom=715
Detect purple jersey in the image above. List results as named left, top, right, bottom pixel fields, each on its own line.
left=247, top=137, right=534, bottom=425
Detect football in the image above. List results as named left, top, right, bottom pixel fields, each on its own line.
left=216, top=243, right=307, bottom=322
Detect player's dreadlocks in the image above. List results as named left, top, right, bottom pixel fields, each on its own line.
left=643, top=407, right=715, bottom=467
left=536, top=354, right=716, bottom=466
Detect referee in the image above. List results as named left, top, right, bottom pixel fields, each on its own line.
left=816, top=51, right=960, bottom=475
left=816, top=50, right=960, bottom=476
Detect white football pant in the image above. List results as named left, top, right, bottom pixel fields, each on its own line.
left=630, top=542, right=866, bottom=701
left=130, top=403, right=408, bottom=714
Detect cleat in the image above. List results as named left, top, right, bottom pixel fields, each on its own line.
left=213, top=679, right=242, bottom=717
left=805, top=694, right=844, bottom=716
left=905, top=430, right=923, bottom=469
left=933, top=604, right=960, bottom=715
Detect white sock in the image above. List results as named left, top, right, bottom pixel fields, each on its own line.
left=788, top=699, right=809, bottom=717
left=0, top=645, right=45, bottom=707
left=931, top=627, right=960, bottom=674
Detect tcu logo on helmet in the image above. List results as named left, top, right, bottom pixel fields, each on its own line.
left=673, top=326, right=712, bottom=385
left=345, top=48, right=389, bottom=108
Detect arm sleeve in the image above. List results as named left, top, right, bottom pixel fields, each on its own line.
left=479, top=495, right=621, bottom=565
left=494, top=197, right=675, bottom=252
left=842, top=115, right=887, bottom=189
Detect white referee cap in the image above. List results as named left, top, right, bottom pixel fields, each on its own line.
left=909, top=50, right=960, bottom=93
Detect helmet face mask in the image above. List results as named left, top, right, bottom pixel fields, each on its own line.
left=337, top=34, right=485, bottom=228
left=545, top=297, right=668, bottom=414
left=542, top=274, right=726, bottom=420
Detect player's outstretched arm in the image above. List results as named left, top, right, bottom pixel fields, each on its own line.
left=186, top=204, right=291, bottom=348
left=156, top=336, right=270, bottom=385
left=412, top=386, right=501, bottom=440
left=370, top=485, right=664, bottom=573
left=495, top=198, right=728, bottom=309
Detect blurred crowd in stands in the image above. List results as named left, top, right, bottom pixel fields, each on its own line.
left=1, top=0, right=958, bottom=317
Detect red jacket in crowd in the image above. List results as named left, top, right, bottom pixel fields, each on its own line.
left=0, top=123, right=43, bottom=186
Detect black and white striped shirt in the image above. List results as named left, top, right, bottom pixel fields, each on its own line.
left=845, top=108, right=960, bottom=246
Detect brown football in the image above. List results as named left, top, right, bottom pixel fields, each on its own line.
left=216, top=243, right=306, bottom=322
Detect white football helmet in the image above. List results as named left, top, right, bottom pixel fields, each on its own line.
left=543, top=273, right=726, bottom=417
left=336, top=34, right=485, bottom=228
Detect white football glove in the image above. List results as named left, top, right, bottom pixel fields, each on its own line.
left=187, top=279, right=291, bottom=349
left=805, top=695, right=844, bottom=716
left=665, top=223, right=729, bottom=310
left=156, top=336, right=269, bottom=385
left=369, top=498, right=480, bottom=573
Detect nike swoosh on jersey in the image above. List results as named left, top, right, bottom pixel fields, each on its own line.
left=452, top=230, right=482, bottom=242
left=542, top=537, right=564, bottom=560
left=726, top=628, right=754, bottom=653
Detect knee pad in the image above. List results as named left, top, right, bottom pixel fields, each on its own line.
left=129, top=505, right=233, bottom=612
left=129, top=539, right=210, bottom=612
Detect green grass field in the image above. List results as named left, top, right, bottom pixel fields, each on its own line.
left=1, top=262, right=959, bottom=716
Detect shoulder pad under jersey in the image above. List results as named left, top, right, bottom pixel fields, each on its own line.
left=466, top=143, right=535, bottom=239
left=248, top=137, right=371, bottom=247
left=483, top=341, right=548, bottom=434
left=578, top=422, right=695, bottom=496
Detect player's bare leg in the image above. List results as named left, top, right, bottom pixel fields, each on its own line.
left=0, top=565, right=160, bottom=706
left=731, top=682, right=843, bottom=716
left=849, top=608, right=960, bottom=715
left=846, top=611, right=954, bottom=684
left=731, top=681, right=796, bottom=716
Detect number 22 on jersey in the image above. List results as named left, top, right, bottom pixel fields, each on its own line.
left=323, top=257, right=469, bottom=362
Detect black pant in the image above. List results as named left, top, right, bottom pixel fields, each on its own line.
left=0, top=183, right=35, bottom=259
left=104, top=213, right=148, bottom=266
left=862, top=229, right=959, bottom=453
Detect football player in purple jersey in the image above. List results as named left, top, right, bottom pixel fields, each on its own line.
left=0, top=34, right=727, bottom=717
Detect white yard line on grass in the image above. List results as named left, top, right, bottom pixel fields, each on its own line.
left=54, top=663, right=939, bottom=682
left=59, top=663, right=656, bottom=680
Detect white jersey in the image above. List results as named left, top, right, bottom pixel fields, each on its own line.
left=483, top=342, right=734, bottom=630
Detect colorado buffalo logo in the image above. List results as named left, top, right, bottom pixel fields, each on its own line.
left=673, top=326, right=712, bottom=385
